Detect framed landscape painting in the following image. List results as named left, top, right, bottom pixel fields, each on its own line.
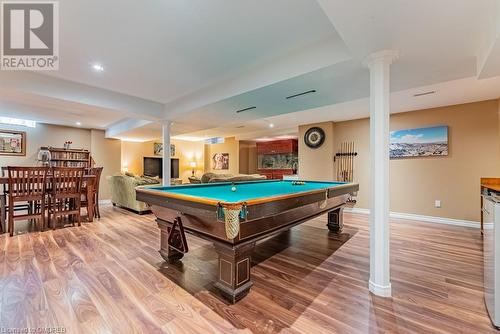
left=390, top=126, right=448, bottom=159
left=0, top=130, right=26, bottom=156
left=154, top=143, right=176, bottom=157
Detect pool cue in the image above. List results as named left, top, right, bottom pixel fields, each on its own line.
left=341, top=142, right=345, bottom=181
left=344, top=142, right=348, bottom=182
left=336, top=145, right=339, bottom=181
left=345, top=141, right=348, bottom=182
left=351, top=141, right=354, bottom=181
left=349, top=141, right=353, bottom=182
left=346, top=142, right=351, bottom=182
left=350, top=141, right=354, bottom=182
left=337, top=143, right=341, bottom=181
left=343, top=142, right=347, bottom=182
left=346, top=141, right=350, bottom=182
left=334, top=144, right=339, bottom=181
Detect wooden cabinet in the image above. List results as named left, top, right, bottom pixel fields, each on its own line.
left=257, top=140, right=298, bottom=155
left=257, top=139, right=298, bottom=179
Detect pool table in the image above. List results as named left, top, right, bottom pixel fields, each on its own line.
left=136, top=180, right=359, bottom=303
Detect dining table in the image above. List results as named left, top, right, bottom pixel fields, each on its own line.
left=0, top=174, right=96, bottom=233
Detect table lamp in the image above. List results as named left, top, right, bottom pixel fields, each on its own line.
left=189, top=161, right=197, bottom=176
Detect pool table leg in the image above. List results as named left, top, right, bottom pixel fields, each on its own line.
left=214, top=241, right=255, bottom=304
left=158, top=223, right=184, bottom=263
left=327, top=207, right=344, bottom=233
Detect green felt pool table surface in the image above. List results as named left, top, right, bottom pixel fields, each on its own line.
left=146, top=180, right=348, bottom=203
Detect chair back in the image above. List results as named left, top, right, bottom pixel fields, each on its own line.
left=1, top=166, right=8, bottom=194
left=7, top=167, right=48, bottom=199
left=87, top=167, right=104, bottom=192
left=51, top=167, right=85, bottom=196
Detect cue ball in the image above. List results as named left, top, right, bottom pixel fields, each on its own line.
left=231, top=186, right=237, bottom=192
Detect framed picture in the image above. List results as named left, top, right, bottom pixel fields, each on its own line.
left=154, top=143, right=175, bottom=157
left=212, top=153, right=229, bottom=170
left=390, top=126, right=448, bottom=159
left=0, top=130, right=26, bottom=156
left=154, top=143, right=162, bottom=156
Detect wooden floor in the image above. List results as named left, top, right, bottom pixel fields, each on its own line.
left=0, top=206, right=495, bottom=333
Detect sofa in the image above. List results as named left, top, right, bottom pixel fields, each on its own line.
left=189, top=172, right=267, bottom=184
left=108, top=174, right=160, bottom=214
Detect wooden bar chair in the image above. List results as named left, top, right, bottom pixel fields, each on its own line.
left=82, top=167, right=103, bottom=219
left=48, top=167, right=85, bottom=230
left=6, top=167, right=48, bottom=236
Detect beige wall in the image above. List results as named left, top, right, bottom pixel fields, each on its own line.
left=239, top=141, right=258, bottom=174
left=172, top=139, right=204, bottom=181
left=388, top=100, right=499, bottom=221
left=298, top=121, right=335, bottom=180
left=90, top=130, right=121, bottom=200
left=0, top=124, right=121, bottom=200
left=120, top=141, right=148, bottom=175
left=0, top=123, right=91, bottom=166
left=121, top=139, right=204, bottom=183
left=204, top=137, right=239, bottom=175
left=299, top=100, right=500, bottom=221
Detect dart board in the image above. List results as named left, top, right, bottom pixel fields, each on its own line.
left=304, top=127, right=325, bottom=149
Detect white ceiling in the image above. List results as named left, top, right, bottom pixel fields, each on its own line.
left=0, top=0, right=499, bottom=140
left=48, top=0, right=337, bottom=103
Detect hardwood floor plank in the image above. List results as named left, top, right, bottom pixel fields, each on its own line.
left=0, top=207, right=496, bottom=333
left=65, top=274, right=111, bottom=333
left=71, top=264, right=141, bottom=332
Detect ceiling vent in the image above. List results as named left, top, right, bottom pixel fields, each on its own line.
left=236, top=106, right=256, bottom=113
left=413, top=91, right=435, bottom=97
left=286, top=89, right=316, bottom=99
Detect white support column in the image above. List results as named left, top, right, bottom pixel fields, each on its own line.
left=363, top=50, right=399, bottom=298
left=162, top=121, right=171, bottom=186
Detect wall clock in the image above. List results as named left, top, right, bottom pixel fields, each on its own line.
left=304, top=127, right=325, bottom=149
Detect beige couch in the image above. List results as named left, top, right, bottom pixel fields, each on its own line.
left=108, top=174, right=160, bottom=214
left=189, top=173, right=267, bottom=184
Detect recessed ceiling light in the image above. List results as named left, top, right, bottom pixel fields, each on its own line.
left=92, top=63, right=104, bottom=72
left=269, top=123, right=274, bottom=128
left=76, top=121, right=82, bottom=126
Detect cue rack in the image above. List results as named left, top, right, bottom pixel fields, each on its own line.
left=334, top=141, right=358, bottom=204
left=334, top=141, right=357, bottom=182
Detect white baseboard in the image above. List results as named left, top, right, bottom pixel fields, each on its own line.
left=99, top=199, right=112, bottom=206
left=369, top=280, right=392, bottom=297
left=345, top=207, right=371, bottom=215
left=343, top=207, right=480, bottom=228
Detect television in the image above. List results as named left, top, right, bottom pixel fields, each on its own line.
left=143, top=157, right=179, bottom=179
